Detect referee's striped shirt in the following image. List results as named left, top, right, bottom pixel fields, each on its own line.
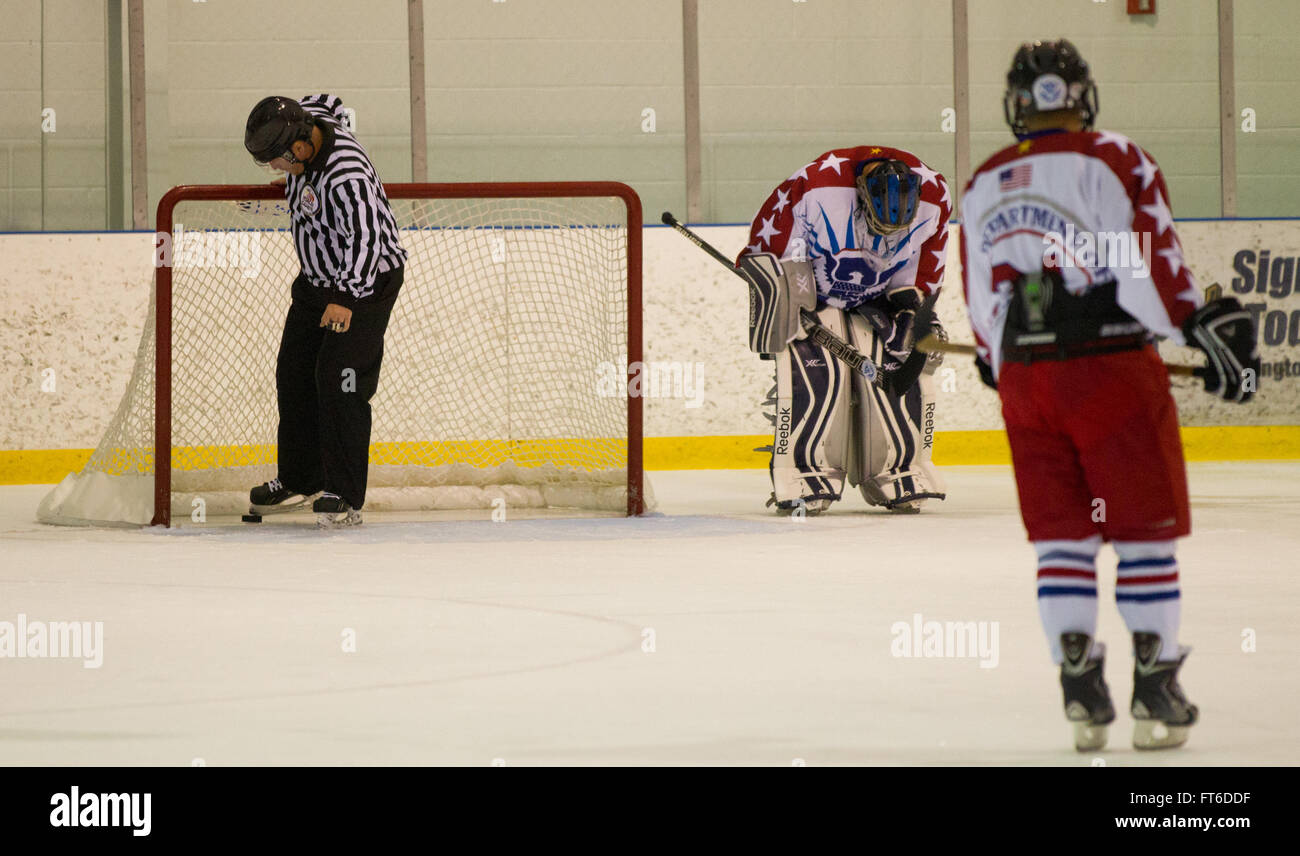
left=283, top=93, right=406, bottom=305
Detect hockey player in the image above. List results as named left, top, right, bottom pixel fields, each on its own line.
left=959, top=40, right=1260, bottom=750
left=243, top=94, right=408, bottom=527
left=741, top=146, right=951, bottom=515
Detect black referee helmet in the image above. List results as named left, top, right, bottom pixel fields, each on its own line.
left=244, top=96, right=315, bottom=163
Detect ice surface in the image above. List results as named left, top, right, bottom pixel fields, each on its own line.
left=0, top=463, right=1296, bottom=766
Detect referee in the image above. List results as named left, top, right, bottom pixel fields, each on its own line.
left=243, top=94, right=407, bottom=527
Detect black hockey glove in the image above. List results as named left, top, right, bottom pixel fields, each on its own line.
left=975, top=355, right=997, bottom=390
left=1181, top=297, right=1260, bottom=403
left=882, top=288, right=922, bottom=372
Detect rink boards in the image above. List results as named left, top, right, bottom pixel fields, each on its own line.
left=1, top=219, right=1298, bottom=484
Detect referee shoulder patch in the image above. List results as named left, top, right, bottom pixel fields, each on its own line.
left=300, top=184, right=320, bottom=215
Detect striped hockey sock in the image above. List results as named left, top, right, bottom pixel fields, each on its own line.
left=1114, top=540, right=1181, bottom=660
left=1035, top=536, right=1102, bottom=664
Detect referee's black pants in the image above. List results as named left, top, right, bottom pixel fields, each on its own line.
left=274, top=266, right=403, bottom=510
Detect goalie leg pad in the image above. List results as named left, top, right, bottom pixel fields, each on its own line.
left=844, top=312, right=947, bottom=509
left=769, top=306, right=851, bottom=505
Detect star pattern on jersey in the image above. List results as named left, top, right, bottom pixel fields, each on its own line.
left=1175, top=282, right=1202, bottom=306
left=1132, top=148, right=1158, bottom=191
left=1094, top=130, right=1131, bottom=154
left=912, top=163, right=940, bottom=188
left=1141, top=189, right=1174, bottom=235
left=819, top=152, right=850, bottom=174
left=1157, top=245, right=1183, bottom=277
left=743, top=147, right=952, bottom=300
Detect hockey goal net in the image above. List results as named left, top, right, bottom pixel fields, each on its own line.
left=38, top=182, right=646, bottom=526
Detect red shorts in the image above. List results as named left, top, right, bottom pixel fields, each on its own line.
left=998, top=346, right=1191, bottom=543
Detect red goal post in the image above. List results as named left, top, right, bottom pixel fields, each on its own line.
left=143, top=182, right=644, bottom=525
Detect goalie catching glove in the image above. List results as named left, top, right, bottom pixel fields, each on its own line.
left=738, top=252, right=818, bottom=354
left=1181, top=296, right=1261, bottom=403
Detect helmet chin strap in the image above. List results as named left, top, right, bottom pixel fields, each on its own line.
left=251, top=125, right=317, bottom=175
left=279, top=132, right=317, bottom=167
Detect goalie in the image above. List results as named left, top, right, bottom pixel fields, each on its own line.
left=741, top=147, right=952, bottom=515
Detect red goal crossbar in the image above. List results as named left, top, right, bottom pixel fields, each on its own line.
left=153, top=182, right=645, bottom=525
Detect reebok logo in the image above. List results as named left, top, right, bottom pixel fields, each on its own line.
left=775, top=407, right=792, bottom=456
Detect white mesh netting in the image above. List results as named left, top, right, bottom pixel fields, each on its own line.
left=38, top=188, right=647, bottom=525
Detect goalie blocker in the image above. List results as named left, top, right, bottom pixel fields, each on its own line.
left=740, top=251, right=817, bottom=355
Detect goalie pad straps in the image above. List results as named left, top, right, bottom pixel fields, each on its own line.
left=845, top=311, right=946, bottom=508
left=770, top=306, right=850, bottom=505
left=738, top=253, right=817, bottom=354
left=768, top=307, right=945, bottom=508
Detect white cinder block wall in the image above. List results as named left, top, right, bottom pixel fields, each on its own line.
left=3, top=0, right=1300, bottom=230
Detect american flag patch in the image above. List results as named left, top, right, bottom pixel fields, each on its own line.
left=999, top=164, right=1032, bottom=190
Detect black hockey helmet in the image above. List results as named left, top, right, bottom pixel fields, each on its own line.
left=855, top=159, right=920, bottom=235
left=244, top=96, right=315, bottom=163
left=1003, top=39, right=1098, bottom=137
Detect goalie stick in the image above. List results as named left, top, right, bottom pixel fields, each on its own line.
left=661, top=211, right=928, bottom=393
left=912, top=292, right=1202, bottom=378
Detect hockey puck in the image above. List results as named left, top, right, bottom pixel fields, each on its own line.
left=241, top=513, right=263, bottom=523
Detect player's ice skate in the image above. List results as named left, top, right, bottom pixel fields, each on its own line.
left=1130, top=633, right=1198, bottom=750
left=1059, top=633, right=1116, bottom=752
left=248, top=478, right=317, bottom=516
left=313, top=493, right=362, bottom=529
